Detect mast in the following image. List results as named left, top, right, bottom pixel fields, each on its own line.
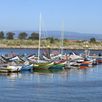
left=61, top=21, right=64, bottom=56
left=38, top=13, right=42, bottom=62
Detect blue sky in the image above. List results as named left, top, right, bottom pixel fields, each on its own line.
left=0, top=0, right=102, bottom=34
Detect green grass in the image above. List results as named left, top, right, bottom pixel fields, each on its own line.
left=0, top=39, right=101, bottom=49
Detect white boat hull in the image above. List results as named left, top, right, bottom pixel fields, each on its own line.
left=7, top=65, right=22, bottom=72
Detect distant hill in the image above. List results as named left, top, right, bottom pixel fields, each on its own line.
left=44, top=31, right=102, bottom=40
left=5, top=31, right=102, bottom=40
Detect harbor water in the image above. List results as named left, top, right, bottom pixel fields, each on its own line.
left=0, top=48, right=102, bottom=102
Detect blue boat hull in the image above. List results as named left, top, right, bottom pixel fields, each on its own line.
left=21, top=65, right=33, bottom=71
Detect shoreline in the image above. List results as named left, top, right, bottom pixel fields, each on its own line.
left=0, top=39, right=101, bottom=50
left=0, top=46, right=102, bottom=50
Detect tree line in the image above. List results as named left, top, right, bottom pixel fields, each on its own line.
left=0, top=31, right=39, bottom=40
left=0, top=31, right=98, bottom=44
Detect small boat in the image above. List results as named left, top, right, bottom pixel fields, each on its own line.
left=49, top=60, right=66, bottom=70
left=80, top=66, right=89, bottom=69
left=0, top=65, right=8, bottom=73
left=95, top=53, right=102, bottom=64
left=19, top=61, right=33, bottom=71
left=49, top=64, right=64, bottom=70
left=6, top=61, right=22, bottom=72
left=33, top=61, right=54, bottom=70
left=96, top=57, right=102, bottom=64
left=68, top=52, right=83, bottom=60
left=33, top=14, right=54, bottom=70
left=85, top=56, right=97, bottom=65
left=80, top=61, right=92, bottom=68
left=21, top=64, right=33, bottom=71
left=7, top=65, right=22, bottom=72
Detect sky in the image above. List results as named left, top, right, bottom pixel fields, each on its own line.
left=0, top=0, right=102, bottom=34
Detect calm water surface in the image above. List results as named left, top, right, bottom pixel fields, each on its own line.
left=0, top=48, right=101, bottom=55
left=0, top=65, right=102, bottom=102
left=0, top=48, right=102, bottom=102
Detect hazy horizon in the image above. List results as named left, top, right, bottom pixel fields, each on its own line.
left=1, top=31, right=102, bottom=40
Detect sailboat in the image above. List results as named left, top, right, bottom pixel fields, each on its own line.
left=49, top=22, right=67, bottom=69
left=33, top=14, right=54, bottom=70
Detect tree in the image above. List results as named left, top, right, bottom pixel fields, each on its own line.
left=6, top=32, right=15, bottom=39
left=18, top=32, right=28, bottom=39
left=0, top=31, right=5, bottom=39
left=46, top=37, right=54, bottom=43
left=29, top=32, right=39, bottom=40
left=90, top=37, right=96, bottom=43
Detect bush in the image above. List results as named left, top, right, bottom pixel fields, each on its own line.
left=89, top=37, right=96, bottom=43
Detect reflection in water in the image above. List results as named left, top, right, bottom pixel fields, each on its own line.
left=0, top=65, right=101, bottom=82
left=34, top=68, right=65, bottom=74
left=0, top=66, right=101, bottom=83
left=7, top=73, right=22, bottom=80
left=0, top=65, right=102, bottom=102
left=1, top=67, right=97, bottom=82
left=0, top=68, right=67, bottom=80
left=0, top=73, right=22, bottom=80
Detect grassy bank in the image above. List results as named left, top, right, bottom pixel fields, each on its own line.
left=0, top=39, right=102, bottom=50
